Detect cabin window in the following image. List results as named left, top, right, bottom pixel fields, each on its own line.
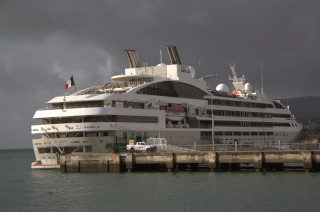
left=123, top=132, right=127, bottom=140
left=129, top=132, right=134, bottom=139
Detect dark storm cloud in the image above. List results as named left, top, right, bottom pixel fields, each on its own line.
left=2, top=0, right=319, bottom=94
left=0, top=64, right=61, bottom=149
left=0, top=0, right=319, bottom=148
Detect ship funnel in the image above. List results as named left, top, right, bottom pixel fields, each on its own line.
left=124, top=50, right=141, bottom=68
left=166, top=45, right=182, bottom=65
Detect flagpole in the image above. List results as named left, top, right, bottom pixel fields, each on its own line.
left=72, top=75, right=78, bottom=94
left=65, top=75, right=78, bottom=94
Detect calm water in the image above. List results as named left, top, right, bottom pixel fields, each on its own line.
left=1, top=149, right=320, bottom=212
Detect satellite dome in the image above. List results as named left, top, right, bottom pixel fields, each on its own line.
left=244, top=83, right=252, bottom=92
left=157, top=63, right=166, bottom=66
left=216, top=84, right=229, bottom=93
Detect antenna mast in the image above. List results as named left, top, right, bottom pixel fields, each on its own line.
left=230, top=63, right=238, bottom=79
left=229, top=64, right=246, bottom=93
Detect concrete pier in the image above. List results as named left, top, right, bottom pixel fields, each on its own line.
left=60, top=150, right=320, bottom=173
left=166, top=153, right=174, bottom=171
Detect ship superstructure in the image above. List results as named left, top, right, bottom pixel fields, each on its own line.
left=31, top=45, right=302, bottom=168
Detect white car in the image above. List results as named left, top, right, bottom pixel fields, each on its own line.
left=126, top=142, right=157, bottom=152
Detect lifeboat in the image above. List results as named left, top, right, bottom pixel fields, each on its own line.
left=164, top=103, right=186, bottom=121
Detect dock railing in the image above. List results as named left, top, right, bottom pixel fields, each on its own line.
left=175, top=142, right=320, bottom=152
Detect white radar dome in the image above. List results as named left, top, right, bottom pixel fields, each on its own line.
left=157, top=63, right=166, bottom=66
left=216, top=83, right=229, bottom=93
left=244, top=83, right=252, bottom=92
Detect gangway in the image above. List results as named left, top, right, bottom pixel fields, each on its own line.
left=147, top=138, right=197, bottom=153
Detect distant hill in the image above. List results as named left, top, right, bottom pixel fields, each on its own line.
left=280, top=96, right=320, bottom=126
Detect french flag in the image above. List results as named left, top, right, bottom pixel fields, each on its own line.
left=65, top=76, right=75, bottom=90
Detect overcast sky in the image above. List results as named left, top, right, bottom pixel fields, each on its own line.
left=0, top=0, right=319, bottom=149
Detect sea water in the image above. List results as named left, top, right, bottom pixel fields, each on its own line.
left=1, top=149, right=320, bottom=212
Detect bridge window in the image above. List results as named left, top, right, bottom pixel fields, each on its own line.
left=136, top=81, right=207, bottom=99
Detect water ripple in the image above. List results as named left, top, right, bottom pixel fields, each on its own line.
left=1, top=150, right=320, bottom=211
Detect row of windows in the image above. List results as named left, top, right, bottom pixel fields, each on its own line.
left=200, top=120, right=291, bottom=128
left=200, top=131, right=295, bottom=143
left=136, top=81, right=207, bottom=99
left=43, top=131, right=151, bottom=143
left=201, top=131, right=274, bottom=136
left=46, top=115, right=158, bottom=124
left=52, top=101, right=104, bottom=110
left=208, top=110, right=291, bottom=119
left=38, top=146, right=92, bottom=154
left=44, top=131, right=109, bottom=138
left=209, top=99, right=274, bottom=109
left=51, top=100, right=146, bottom=110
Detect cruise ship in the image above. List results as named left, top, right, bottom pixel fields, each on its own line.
left=31, top=45, right=302, bottom=168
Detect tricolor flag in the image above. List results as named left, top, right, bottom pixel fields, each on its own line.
left=65, top=76, right=75, bottom=90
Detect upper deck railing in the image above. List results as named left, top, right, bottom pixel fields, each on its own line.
left=36, top=101, right=159, bottom=111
